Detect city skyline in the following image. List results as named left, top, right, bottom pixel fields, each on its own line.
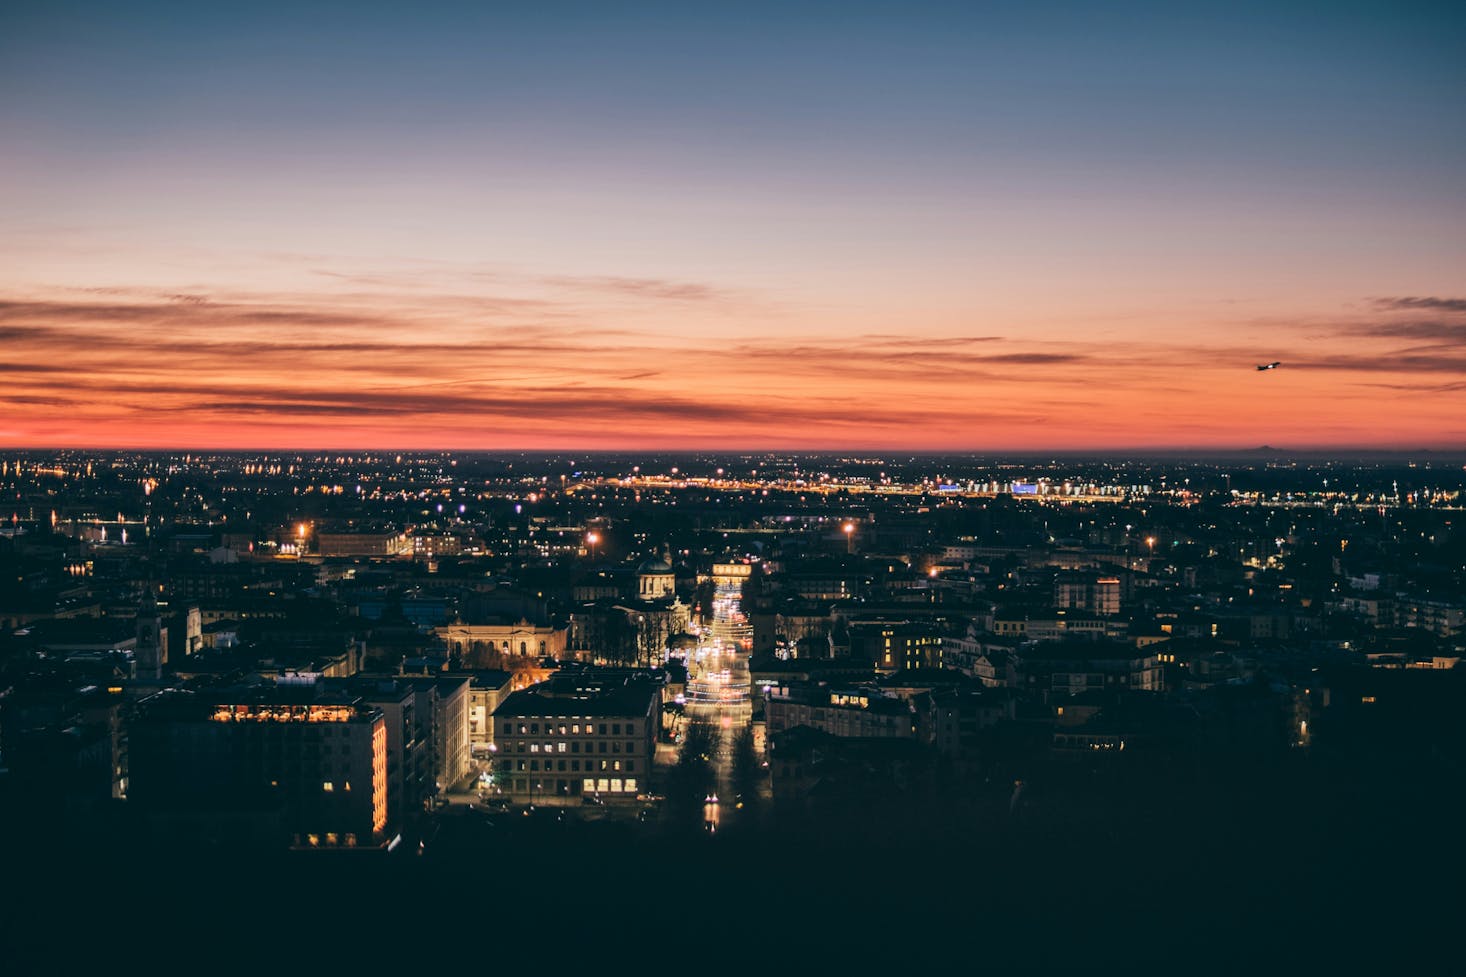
left=3, top=1, right=1464, bottom=451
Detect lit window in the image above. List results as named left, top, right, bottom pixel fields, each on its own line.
left=343, top=781, right=351, bottom=792
left=1361, top=695, right=1376, bottom=703
left=323, top=781, right=334, bottom=792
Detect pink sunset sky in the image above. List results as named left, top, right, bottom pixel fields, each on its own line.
left=3, top=2, right=1463, bottom=451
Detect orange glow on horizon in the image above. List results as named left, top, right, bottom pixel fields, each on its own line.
left=2, top=277, right=1463, bottom=451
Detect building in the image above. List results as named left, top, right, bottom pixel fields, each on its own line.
left=764, top=681, right=915, bottom=739
left=1054, top=571, right=1121, bottom=616
left=461, top=669, right=515, bottom=756
left=315, top=530, right=411, bottom=559
left=129, top=687, right=390, bottom=850
left=1017, top=642, right=1164, bottom=700
left=848, top=620, right=946, bottom=673
left=492, top=670, right=660, bottom=805
left=435, top=620, right=568, bottom=665
left=637, top=554, right=676, bottom=600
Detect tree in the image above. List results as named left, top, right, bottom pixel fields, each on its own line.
left=666, top=721, right=720, bottom=830
left=730, top=724, right=762, bottom=817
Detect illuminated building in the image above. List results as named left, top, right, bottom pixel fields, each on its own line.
left=1053, top=572, right=1122, bottom=616
left=461, top=669, right=515, bottom=756
left=764, top=682, right=915, bottom=739
left=314, top=530, right=411, bottom=559
left=636, top=553, right=676, bottom=599
left=848, top=621, right=945, bottom=673
left=435, top=621, right=568, bottom=664
left=129, top=687, right=391, bottom=850
left=492, top=671, right=659, bottom=805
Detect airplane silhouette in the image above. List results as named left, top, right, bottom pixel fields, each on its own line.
left=1256, top=361, right=1281, bottom=371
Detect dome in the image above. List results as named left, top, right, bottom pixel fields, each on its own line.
left=637, top=556, right=674, bottom=575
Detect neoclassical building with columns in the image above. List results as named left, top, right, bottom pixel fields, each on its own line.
left=435, top=620, right=568, bottom=667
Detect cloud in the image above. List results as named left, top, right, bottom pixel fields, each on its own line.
left=0, top=362, right=73, bottom=374
left=548, top=275, right=726, bottom=302
left=856, top=334, right=1005, bottom=347
left=1293, top=354, right=1466, bottom=374
left=1370, top=297, right=1466, bottom=314
left=1349, top=320, right=1466, bottom=343
left=1363, top=381, right=1466, bottom=393
left=0, top=299, right=398, bottom=330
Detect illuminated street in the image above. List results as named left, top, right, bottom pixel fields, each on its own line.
left=683, top=579, right=755, bottom=831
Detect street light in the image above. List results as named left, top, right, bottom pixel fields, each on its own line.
left=842, top=522, right=855, bottom=555
left=586, top=530, right=600, bottom=561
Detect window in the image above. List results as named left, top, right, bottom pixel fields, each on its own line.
left=572, top=724, right=580, bottom=734
left=557, top=742, right=567, bottom=753
left=582, top=778, right=596, bottom=793
left=530, top=723, right=539, bottom=734
left=625, top=761, right=634, bottom=772
left=322, top=781, right=334, bottom=792
left=613, top=760, right=621, bottom=771
left=557, top=760, right=566, bottom=772
left=625, top=742, right=634, bottom=753
left=530, top=743, right=539, bottom=753
left=612, top=723, right=621, bottom=735
left=625, top=778, right=637, bottom=793
left=610, top=778, right=623, bottom=792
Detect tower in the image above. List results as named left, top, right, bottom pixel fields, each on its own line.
left=136, top=588, right=168, bottom=679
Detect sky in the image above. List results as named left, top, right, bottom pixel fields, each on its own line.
left=2, top=0, right=1464, bottom=451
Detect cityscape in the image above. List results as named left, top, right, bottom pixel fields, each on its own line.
left=2, top=448, right=1464, bottom=965
left=4, top=0, right=1464, bottom=970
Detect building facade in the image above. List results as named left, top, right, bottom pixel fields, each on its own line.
left=492, top=671, right=659, bottom=805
